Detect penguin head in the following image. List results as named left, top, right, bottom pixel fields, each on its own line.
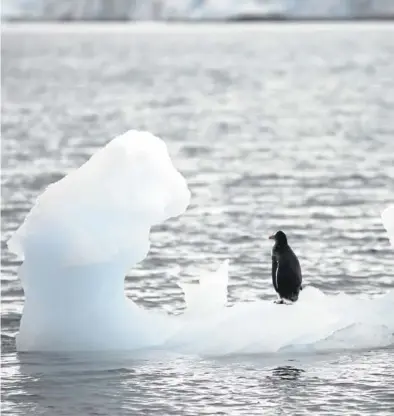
left=269, top=230, right=288, bottom=246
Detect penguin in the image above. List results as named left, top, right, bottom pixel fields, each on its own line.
left=269, top=231, right=302, bottom=304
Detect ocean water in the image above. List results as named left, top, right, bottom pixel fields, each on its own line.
left=2, top=23, right=394, bottom=415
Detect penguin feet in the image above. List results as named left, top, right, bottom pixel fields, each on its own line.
left=274, top=298, right=294, bottom=305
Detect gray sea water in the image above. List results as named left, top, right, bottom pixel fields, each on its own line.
left=1, top=23, right=394, bottom=415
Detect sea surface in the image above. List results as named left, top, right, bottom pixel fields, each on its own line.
left=2, top=23, right=394, bottom=415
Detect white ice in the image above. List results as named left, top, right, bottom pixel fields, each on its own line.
left=8, top=130, right=394, bottom=355
left=8, top=130, right=190, bottom=352
left=382, top=205, right=394, bottom=250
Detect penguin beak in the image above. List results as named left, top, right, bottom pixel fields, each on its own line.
left=268, top=234, right=275, bottom=240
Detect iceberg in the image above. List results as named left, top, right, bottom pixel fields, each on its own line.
left=382, top=205, right=394, bottom=249
left=8, top=130, right=394, bottom=355
left=8, top=130, right=190, bottom=351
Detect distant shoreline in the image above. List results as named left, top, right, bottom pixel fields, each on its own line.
left=3, top=16, right=394, bottom=24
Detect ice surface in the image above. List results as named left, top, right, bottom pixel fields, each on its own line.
left=8, top=130, right=394, bottom=354
left=169, top=276, right=394, bottom=355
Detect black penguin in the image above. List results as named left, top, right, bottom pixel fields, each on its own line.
left=269, top=231, right=302, bottom=304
